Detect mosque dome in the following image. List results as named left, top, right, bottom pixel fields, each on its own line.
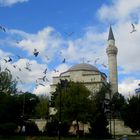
left=67, top=63, right=99, bottom=72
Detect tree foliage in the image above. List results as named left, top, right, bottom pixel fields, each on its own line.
left=53, top=81, right=91, bottom=135
left=111, top=92, right=126, bottom=118
left=35, top=95, right=49, bottom=119
left=0, top=69, right=17, bottom=95
left=122, top=95, right=140, bottom=132
left=89, top=84, right=110, bottom=138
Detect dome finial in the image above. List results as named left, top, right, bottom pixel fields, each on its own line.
left=108, top=25, right=115, bottom=41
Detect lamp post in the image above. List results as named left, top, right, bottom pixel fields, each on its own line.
left=112, top=103, right=115, bottom=139
left=58, top=79, right=68, bottom=140
left=58, top=82, right=61, bottom=140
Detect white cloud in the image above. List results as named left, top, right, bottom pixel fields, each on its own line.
left=0, top=0, right=28, bottom=7
left=119, top=77, right=140, bottom=97
left=9, top=27, right=64, bottom=62
left=98, top=0, right=140, bottom=22
left=33, top=84, right=51, bottom=97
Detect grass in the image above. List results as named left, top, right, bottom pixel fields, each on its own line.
left=0, top=135, right=140, bottom=140
left=0, top=136, right=115, bottom=140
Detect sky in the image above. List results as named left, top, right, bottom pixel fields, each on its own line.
left=0, top=0, right=140, bottom=97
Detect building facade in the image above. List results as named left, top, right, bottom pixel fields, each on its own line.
left=51, top=63, right=107, bottom=95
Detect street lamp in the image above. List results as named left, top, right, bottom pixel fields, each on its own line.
left=58, top=79, right=68, bottom=140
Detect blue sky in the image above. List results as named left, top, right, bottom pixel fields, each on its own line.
left=0, top=0, right=140, bottom=97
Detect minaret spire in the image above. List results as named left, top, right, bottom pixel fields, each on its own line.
left=108, top=25, right=115, bottom=41
left=106, top=26, right=118, bottom=96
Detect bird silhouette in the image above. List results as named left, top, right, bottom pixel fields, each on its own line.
left=5, top=68, right=10, bottom=73
left=12, top=65, right=17, bottom=68
left=19, top=68, right=22, bottom=71
left=38, top=76, right=47, bottom=82
left=0, top=25, right=6, bottom=32
left=45, top=55, right=49, bottom=61
left=94, top=58, right=99, bottom=65
left=102, top=63, right=107, bottom=68
left=53, top=69, right=59, bottom=73
left=62, top=58, right=66, bottom=63
left=33, top=49, right=39, bottom=57
left=16, top=55, right=23, bottom=59
left=43, top=68, right=47, bottom=74
left=65, top=31, right=74, bottom=36
left=8, top=57, right=12, bottom=62
left=38, top=83, right=45, bottom=86
left=130, top=23, right=136, bottom=33
left=4, top=57, right=12, bottom=63
left=25, top=63, right=31, bottom=71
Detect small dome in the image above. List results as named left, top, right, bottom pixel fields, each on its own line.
left=68, top=63, right=99, bottom=72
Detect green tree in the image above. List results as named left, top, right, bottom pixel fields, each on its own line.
left=89, top=84, right=110, bottom=138
left=111, top=92, right=126, bottom=118
left=35, top=95, right=49, bottom=119
left=54, top=81, right=91, bottom=136
left=122, top=95, right=140, bottom=132
left=0, top=69, right=17, bottom=95
left=17, top=92, right=39, bottom=118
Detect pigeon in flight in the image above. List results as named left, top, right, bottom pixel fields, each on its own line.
left=102, top=63, right=107, bottom=68
left=45, top=55, right=49, bottom=61
left=38, top=76, right=46, bottom=82
left=5, top=68, right=10, bottom=73
left=12, top=65, right=17, bottom=68
left=0, top=25, right=6, bottom=32
left=94, top=58, right=99, bottom=65
left=130, top=23, right=136, bottom=33
left=4, top=57, right=12, bottom=63
left=25, top=62, right=31, bottom=71
left=65, top=31, right=74, bottom=36
left=38, top=83, right=45, bottom=87
left=16, top=55, right=23, bottom=59
left=33, top=49, right=39, bottom=57
left=62, top=58, right=66, bottom=63
left=43, top=68, right=47, bottom=74
left=53, top=69, right=59, bottom=73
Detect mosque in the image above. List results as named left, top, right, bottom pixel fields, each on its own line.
left=50, top=26, right=134, bottom=135
left=51, top=26, right=118, bottom=97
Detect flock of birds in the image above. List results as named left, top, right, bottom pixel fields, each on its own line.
left=0, top=23, right=138, bottom=90
left=0, top=25, right=68, bottom=89
left=0, top=48, right=67, bottom=89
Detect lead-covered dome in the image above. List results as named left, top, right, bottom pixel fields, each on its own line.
left=68, top=63, right=99, bottom=72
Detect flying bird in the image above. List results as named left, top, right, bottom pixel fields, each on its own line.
left=94, top=58, right=99, bottom=65
left=38, top=83, right=45, bottom=87
left=5, top=68, right=10, bottom=73
left=19, top=68, right=22, bottom=71
left=0, top=25, right=6, bottom=32
left=25, top=67, right=31, bottom=71
left=62, top=58, right=66, bottom=63
left=4, top=57, right=12, bottom=63
left=130, top=23, right=136, bottom=33
left=33, top=49, right=39, bottom=57
left=16, top=55, right=23, bottom=59
left=38, top=76, right=47, bottom=82
left=65, top=31, right=74, bottom=36
left=43, top=68, right=47, bottom=74
left=25, top=63, right=31, bottom=71
left=12, top=65, right=17, bottom=68
left=53, top=69, right=59, bottom=73
left=45, top=55, right=49, bottom=61
left=102, top=63, right=107, bottom=68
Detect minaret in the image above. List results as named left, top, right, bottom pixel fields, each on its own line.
left=106, top=26, right=118, bottom=96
